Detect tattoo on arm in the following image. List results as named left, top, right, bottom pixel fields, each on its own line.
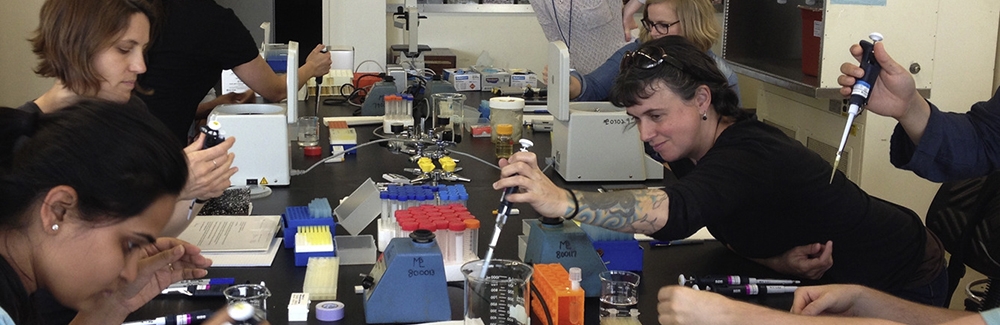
left=572, top=189, right=668, bottom=234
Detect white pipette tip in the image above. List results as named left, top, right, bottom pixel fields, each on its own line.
left=869, top=32, right=884, bottom=42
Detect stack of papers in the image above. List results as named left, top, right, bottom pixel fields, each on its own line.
left=177, top=215, right=283, bottom=267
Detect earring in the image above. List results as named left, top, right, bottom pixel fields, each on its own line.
left=701, top=112, right=708, bottom=121
left=51, top=224, right=59, bottom=231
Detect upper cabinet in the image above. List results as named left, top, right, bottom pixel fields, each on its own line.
left=723, top=0, right=938, bottom=99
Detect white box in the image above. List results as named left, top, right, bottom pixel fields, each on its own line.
left=327, top=128, right=358, bottom=163
left=510, top=72, right=538, bottom=88
left=472, top=66, right=510, bottom=92
left=442, top=68, right=481, bottom=92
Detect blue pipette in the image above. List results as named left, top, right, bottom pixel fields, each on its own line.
left=832, top=32, right=883, bottom=183
left=481, top=139, right=534, bottom=278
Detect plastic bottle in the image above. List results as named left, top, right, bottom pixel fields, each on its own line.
left=494, top=123, right=514, bottom=159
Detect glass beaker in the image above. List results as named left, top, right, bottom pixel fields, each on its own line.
left=462, top=259, right=533, bottom=325
left=489, top=97, right=523, bottom=143
left=432, top=93, right=466, bottom=140
left=599, top=270, right=640, bottom=313
left=223, top=284, right=271, bottom=322
left=297, top=116, right=319, bottom=147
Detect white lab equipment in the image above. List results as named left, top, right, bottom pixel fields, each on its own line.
left=207, top=41, right=300, bottom=187
left=547, top=41, right=664, bottom=182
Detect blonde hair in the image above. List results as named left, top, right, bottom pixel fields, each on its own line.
left=638, top=0, right=720, bottom=52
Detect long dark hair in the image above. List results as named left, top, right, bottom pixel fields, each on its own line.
left=0, top=99, right=187, bottom=229
left=609, top=35, right=748, bottom=121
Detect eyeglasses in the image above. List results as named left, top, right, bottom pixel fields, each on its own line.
left=620, top=46, right=685, bottom=72
left=641, top=19, right=681, bottom=34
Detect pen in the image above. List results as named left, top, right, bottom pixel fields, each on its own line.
left=122, top=309, right=213, bottom=325
left=650, top=239, right=704, bottom=247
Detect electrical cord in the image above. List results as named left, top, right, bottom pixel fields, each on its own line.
left=530, top=281, right=555, bottom=325
left=290, top=138, right=438, bottom=176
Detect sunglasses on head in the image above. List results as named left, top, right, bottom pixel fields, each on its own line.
left=620, top=46, right=685, bottom=72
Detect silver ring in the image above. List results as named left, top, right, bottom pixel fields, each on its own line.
left=212, top=160, right=218, bottom=167
left=168, top=263, right=174, bottom=271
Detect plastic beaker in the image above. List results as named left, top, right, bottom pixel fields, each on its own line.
left=599, top=270, right=640, bottom=308
left=432, top=93, right=466, bottom=139
left=223, top=284, right=271, bottom=320
left=462, top=259, right=533, bottom=325
left=489, top=97, right=523, bottom=143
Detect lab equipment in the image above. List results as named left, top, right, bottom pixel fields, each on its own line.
left=832, top=32, right=883, bottom=183
left=200, top=120, right=225, bottom=149
left=489, top=97, right=524, bottom=143
left=462, top=259, right=534, bottom=325
left=482, top=139, right=534, bottom=278
left=546, top=41, right=664, bottom=182
left=432, top=93, right=466, bottom=143
left=121, top=309, right=212, bottom=325
left=389, top=0, right=431, bottom=61
left=599, top=270, right=641, bottom=311
left=522, top=218, right=609, bottom=297
left=303, top=256, right=339, bottom=299
left=698, top=283, right=799, bottom=296
left=494, top=124, right=514, bottom=159
left=362, top=230, right=450, bottom=324
left=281, top=201, right=336, bottom=250
left=161, top=277, right=232, bottom=296
left=530, top=264, right=585, bottom=325
left=297, top=116, right=319, bottom=147
left=293, top=225, right=335, bottom=267
left=223, top=284, right=271, bottom=321
left=209, top=103, right=290, bottom=186
left=361, top=77, right=399, bottom=116
left=314, top=45, right=327, bottom=115
left=678, top=274, right=801, bottom=286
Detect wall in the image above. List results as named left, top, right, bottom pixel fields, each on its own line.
left=0, top=0, right=48, bottom=107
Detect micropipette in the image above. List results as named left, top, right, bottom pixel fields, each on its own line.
left=831, top=32, right=883, bottom=183
left=678, top=274, right=801, bottom=286
left=481, top=139, right=534, bottom=278
left=315, top=45, right=328, bottom=116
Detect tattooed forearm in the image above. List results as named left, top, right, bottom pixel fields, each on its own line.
left=572, top=189, right=669, bottom=234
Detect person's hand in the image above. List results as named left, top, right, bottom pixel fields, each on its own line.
left=838, top=42, right=925, bottom=121
left=76, top=238, right=212, bottom=321
left=117, top=238, right=213, bottom=312
left=623, top=17, right=638, bottom=42
left=304, top=44, right=333, bottom=78
left=195, top=90, right=256, bottom=119
left=657, top=285, right=745, bottom=325
left=541, top=65, right=549, bottom=86
left=179, top=134, right=237, bottom=201
left=749, top=241, right=833, bottom=280
left=493, top=151, right=573, bottom=219
left=790, top=284, right=866, bottom=317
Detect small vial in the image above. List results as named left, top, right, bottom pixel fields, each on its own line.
left=463, top=218, right=480, bottom=260
left=494, top=123, right=514, bottom=159
left=569, top=267, right=584, bottom=325
left=450, top=221, right=466, bottom=263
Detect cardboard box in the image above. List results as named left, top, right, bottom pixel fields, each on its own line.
left=442, top=68, right=480, bottom=92
left=472, top=66, right=511, bottom=92
left=509, top=71, right=538, bottom=88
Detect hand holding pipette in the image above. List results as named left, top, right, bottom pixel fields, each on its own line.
left=482, top=139, right=535, bottom=277
left=831, top=32, right=883, bottom=183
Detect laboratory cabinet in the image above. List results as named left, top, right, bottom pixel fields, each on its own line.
left=724, top=0, right=1000, bottom=218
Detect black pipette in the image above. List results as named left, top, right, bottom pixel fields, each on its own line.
left=315, top=45, right=328, bottom=116
left=481, top=139, right=534, bottom=278
left=831, top=32, right=883, bottom=183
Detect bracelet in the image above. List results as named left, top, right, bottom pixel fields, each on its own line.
left=565, top=189, right=579, bottom=220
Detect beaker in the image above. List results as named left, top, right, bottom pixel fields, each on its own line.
left=599, top=270, right=640, bottom=311
left=223, top=284, right=271, bottom=321
left=432, top=93, right=466, bottom=140
left=297, top=116, right=319, bottom=147
left=489, top=97, right=523, bottom=143
left=462, top=259, right=533, bottom=325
